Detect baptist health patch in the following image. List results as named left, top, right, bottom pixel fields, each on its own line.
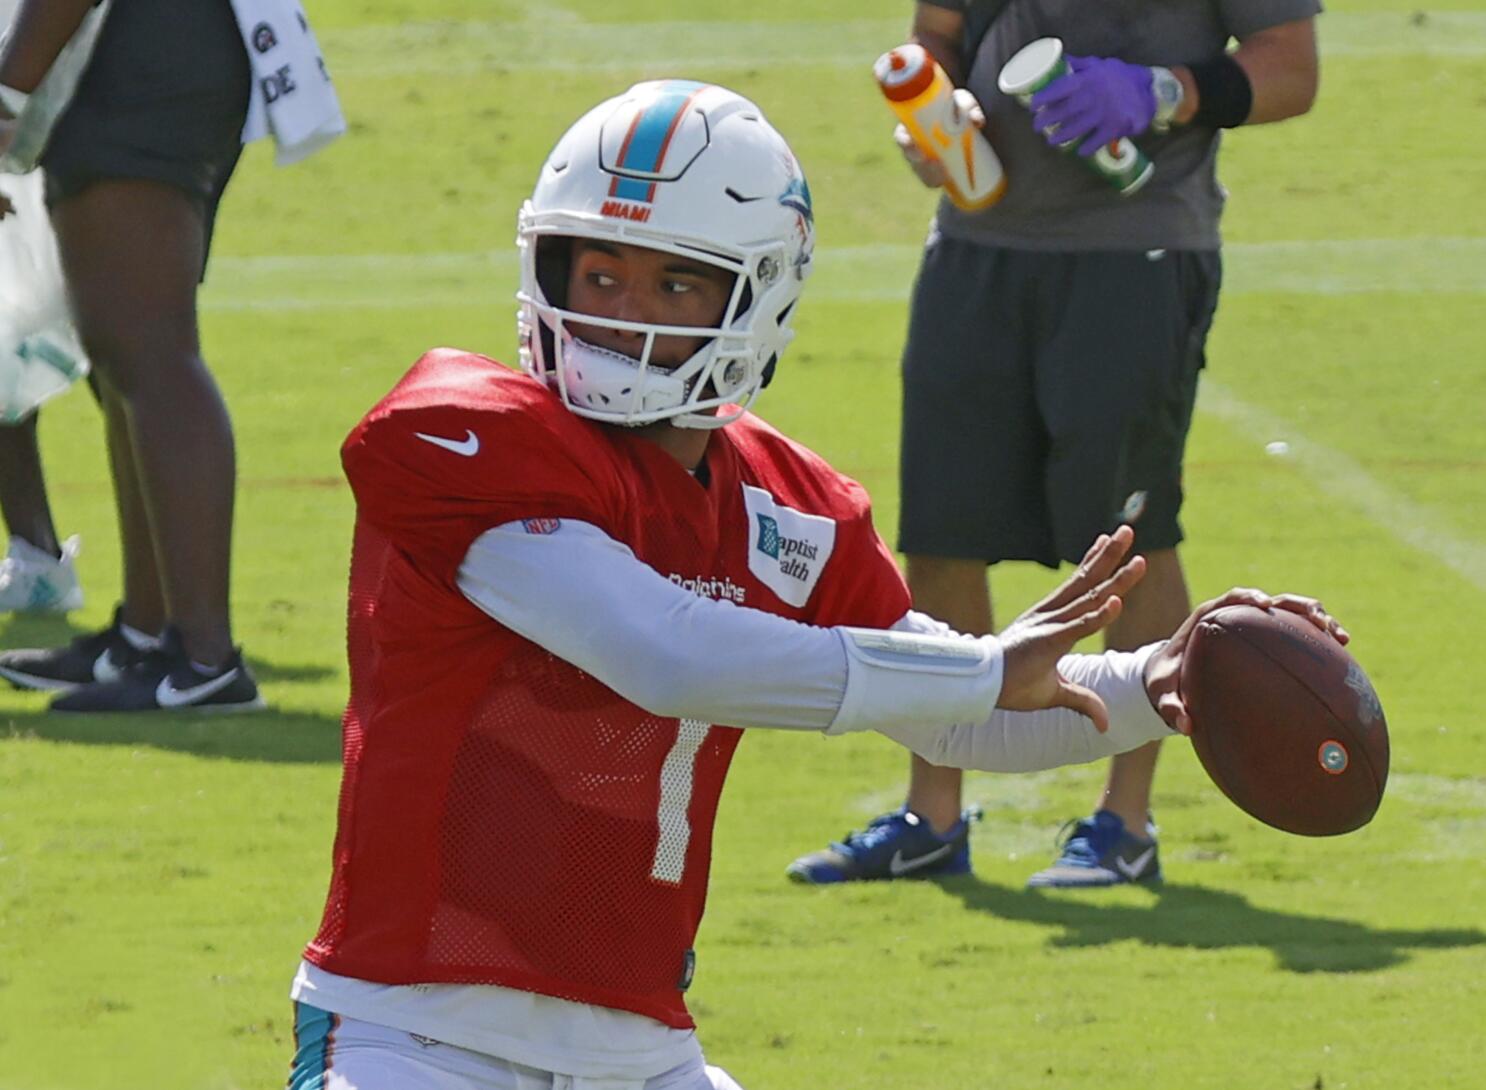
left=742, top=484, right=837, bottom=608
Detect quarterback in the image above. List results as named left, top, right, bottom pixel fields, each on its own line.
left=286, top=81, right=1342, bottom=1090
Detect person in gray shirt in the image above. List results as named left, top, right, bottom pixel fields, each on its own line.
left=789, top=0, right=1320, bottom=888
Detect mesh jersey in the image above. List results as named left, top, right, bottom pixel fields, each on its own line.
left=305, top=349, right=910, bottom=1029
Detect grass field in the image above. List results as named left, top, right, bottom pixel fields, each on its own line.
left=3, top=2, right=1485, bottom=1087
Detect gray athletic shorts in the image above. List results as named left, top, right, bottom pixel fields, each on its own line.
left=898, top=234, right=1221, bottom=568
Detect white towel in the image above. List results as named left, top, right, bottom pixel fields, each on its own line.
left=228, top=0, right=346, bottom=166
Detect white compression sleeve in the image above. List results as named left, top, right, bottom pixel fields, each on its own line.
left=869, top=612, right=1176, bottom=772
left=827, top=612, right=1003, bottom=736
left=457, top=520, right=843, bottom=729
left=456, top=521, right=1009, bottom=735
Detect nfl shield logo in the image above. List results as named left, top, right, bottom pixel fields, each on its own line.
left=522, top=518, right=562, bottom=535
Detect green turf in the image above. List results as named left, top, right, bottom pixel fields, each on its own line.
left=3, top=2, right=1484, bottom=1087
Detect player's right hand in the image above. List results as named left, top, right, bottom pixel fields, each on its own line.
left=894, top=88, right=985, bottom=189
left=995, top=526, right=1146, bottom=731
left=1142, top=589, right=1350, bottom=736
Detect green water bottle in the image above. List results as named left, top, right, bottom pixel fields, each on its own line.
left=998, top=37, right=1154, bottom=197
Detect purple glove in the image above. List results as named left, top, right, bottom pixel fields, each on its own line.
left=1029, top=55, right=1156, bottom=158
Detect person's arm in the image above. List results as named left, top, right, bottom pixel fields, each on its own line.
left=1028, top=13, right=1320, bottom=155
left=868, top=614, right=1172, bottom=771
left=897, top=2, right=981, bottom=189
left=871, top=587, right=1347, bottom=771
left=459, top=519, right=1347, bottom=770
left=455, top=518, right=1140, bottom=737
left=1170, top=17, right=1319, bottom=127
left=910, top=1, right=966, bottom=85
left=0, top=0, right=96, bottom=96
left=456, top=519, right=996, bottom=732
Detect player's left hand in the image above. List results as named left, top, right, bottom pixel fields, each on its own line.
left=0, top=187, right=14, bottom=219
left=997, top=525, right=1147, bottom=731
left=1029, top=55, right=1156, bottom=157
left=1143, top=590, right=1351, bottom=735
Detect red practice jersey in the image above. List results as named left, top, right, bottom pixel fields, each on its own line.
left=305, top=350, right=911, bottom=1028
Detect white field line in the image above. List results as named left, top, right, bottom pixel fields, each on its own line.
left=318, top=12, right=1486, bottom=76
left=200, top=237, right=1486, bottom=312
left=1198, top=380, right=1486, bottom=595
left=200, top=239, right=1486, bottom=589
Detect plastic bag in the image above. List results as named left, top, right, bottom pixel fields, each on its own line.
left=0, top=170, right=87, bottom=423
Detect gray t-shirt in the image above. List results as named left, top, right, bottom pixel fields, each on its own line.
left=927, top=0, right=1320, bottom=251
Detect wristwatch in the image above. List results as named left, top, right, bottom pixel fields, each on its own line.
left=1149, top=66, right=1184, bottom=133
left=0, top=82, right=30, bottom=120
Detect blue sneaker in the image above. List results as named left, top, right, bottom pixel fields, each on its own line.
left=786, top=805, right=980, bottom=884
left=1025, top=810, right=1161, bottom=888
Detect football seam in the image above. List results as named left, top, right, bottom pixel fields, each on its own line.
left=1224, top=623, right=1384, bottom=801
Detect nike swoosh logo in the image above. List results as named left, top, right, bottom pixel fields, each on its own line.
left=888, top=843, right=954, bottom=877
left=1115, top=845, right=1156, bottom=879
left=93, top=648, right=126, bottom=683
left=156, top=668, right=240, bottom=708
left=414, top=429, right=479, bottom=457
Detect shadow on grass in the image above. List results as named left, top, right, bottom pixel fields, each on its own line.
left=1, top=704, right=343, bottom=763
left=943, top=879, right=1486, bottom=973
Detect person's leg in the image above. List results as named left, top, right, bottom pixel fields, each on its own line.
left=92, top=374, right=167, bottom=635
left=0, top=412, right=87, bottom=615
left=901, top=554, right=995, bottom=834
left=51, top=178, right=236, bottom=664
left=786, top=242, right=1046, bottom=884
left=0, top=414, right=61, bottom=557
left=1024, top=249, right=1219, bottom=888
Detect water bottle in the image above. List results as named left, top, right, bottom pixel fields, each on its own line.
left=875, top=44, right=1007, bottom=211
left=998, top=37, right=1154, bottom=197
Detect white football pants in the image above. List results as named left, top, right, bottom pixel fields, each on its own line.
left=287, top=1010, right=744, bottom=1090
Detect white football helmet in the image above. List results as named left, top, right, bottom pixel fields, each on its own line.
left=517, top=80, right=814, bottom=429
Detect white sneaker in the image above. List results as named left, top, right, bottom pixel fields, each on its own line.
left=0, top=535, right=84, bottom=613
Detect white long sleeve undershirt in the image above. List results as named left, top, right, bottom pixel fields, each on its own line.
left=456, top=520, right=1174, bottom=772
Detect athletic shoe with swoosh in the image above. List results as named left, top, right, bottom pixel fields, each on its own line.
left=49, top=626, right=265, bottom=714
left=1025, top=809, right=1161, bottom=888
left=0, top=535, right=84, bottom=614
left=0, top=605, right=148, bottom=691
left=785, top=805, right=981, bottom=884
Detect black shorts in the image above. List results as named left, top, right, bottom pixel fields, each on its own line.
left=898, top=236, right=1221, bottom=568
left=40, top=0, right=250, bottom=269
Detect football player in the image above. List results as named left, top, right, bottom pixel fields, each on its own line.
left=286, top=81, right=1342, bottom=1090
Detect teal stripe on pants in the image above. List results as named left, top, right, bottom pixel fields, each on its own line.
left=287, top=1003, right=338, bottom=1090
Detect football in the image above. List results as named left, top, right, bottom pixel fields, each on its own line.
left=1181, top=604, right=1389, bottom=836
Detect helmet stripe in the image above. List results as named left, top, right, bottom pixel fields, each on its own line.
left=608, top=79, right=709, bottom=203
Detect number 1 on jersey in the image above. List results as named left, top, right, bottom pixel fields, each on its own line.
left=651, top=719, right=711, bottom=885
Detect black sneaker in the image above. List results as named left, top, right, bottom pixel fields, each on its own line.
left=49, top=627, right=265, bottom=714
left=0, top=606, right=148, bottom=691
